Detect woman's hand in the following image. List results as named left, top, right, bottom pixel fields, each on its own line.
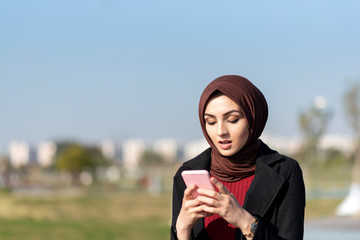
left=196, top=177, right=255, bottom=234
left=176, top=184, right=213, bottom=240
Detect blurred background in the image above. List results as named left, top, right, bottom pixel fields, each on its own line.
left=1, top=1, right=360, bottom=239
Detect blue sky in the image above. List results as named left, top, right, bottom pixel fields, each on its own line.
left=1, top=1, right=359, bottom=149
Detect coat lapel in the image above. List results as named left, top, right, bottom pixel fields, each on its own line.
left=243, top=151, right=285, bottom=217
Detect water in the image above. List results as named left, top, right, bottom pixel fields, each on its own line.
left=305, top=228, right=360, bottom=240
left=304, top=217, right=360, bottom=240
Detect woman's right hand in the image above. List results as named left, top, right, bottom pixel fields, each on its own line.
left=176, top=185, right=213, bottom=240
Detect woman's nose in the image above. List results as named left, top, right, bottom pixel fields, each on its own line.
left=217, top=122, right=228, bottom=136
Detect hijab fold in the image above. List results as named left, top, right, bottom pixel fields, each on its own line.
left=198, top=75, right=268, bottom=182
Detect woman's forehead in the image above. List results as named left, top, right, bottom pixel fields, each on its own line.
left=204, top=95, right=243, bottom=115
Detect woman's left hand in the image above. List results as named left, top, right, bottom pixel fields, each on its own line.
left=197, top=177, right=254, bottom=231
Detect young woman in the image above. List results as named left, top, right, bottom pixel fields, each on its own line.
left=171, top=75, right=305, bottom=240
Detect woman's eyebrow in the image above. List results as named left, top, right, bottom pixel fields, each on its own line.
left=204, top=113, right=215, bottom=118
left=204, top=110, right=241, bottom=118
left=224, top=110, right=242, bottom=116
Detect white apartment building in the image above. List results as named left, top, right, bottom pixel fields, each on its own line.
left=9, top=141, right=30, bottom=168
left=122, top=139, right=146, bottom=175
left=261, top=133, right=356, bottom=156
left=260, top=133, right=302, bottom=155
left=99, top=139, right=117, bottom=160
left=37, top=141, right=57, bottom=167
left=153, top=138, right=178, bottom=162
left=183, top=139, right=210, bottom=161
left=319, top=134, right=356, bottom=156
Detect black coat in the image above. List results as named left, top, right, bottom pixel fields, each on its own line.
left=171, top=142, right=305, bottom=240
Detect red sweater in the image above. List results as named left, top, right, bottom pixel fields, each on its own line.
left=204, top=174, right=255, bottom=240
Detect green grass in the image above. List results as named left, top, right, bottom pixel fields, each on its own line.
left=0, top=187, right=344, bottom=240
left=0, top=190, right=172, bottom=240
left=305, top=198, right=343, bottom=219
left=0, top=218, right=170, bottom=240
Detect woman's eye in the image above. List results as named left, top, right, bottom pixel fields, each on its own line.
left=228, top=119, right=239, bottom=124
left=206, top=121, right=216, bottom=125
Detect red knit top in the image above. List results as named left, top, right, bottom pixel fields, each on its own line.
left=204, top=174, right=255, bottom=239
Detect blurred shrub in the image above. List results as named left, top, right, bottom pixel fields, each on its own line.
left=55, top=143, right=108, bottom=185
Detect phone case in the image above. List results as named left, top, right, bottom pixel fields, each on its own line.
left=181, top=170, right=216, bottom=199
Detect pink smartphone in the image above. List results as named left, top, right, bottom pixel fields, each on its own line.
left=181, top=170, right=216, bottom=199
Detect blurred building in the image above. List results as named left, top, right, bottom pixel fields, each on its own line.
left=99, top=139, right=117, bottom=160
left=319, top=134, right=355, bottom=155
left=260, top=133, right=302, bottom=155
left=183, top=139, right=209, bottom=161
left=37, top=141, right=57, bottom=167
left=262, top=133, right=356, bottom=156
left=153, top=138, right=178, bottom=162
left=122, top=139, right=146, bottom=175
left=9, top=141, right=30, bottom=168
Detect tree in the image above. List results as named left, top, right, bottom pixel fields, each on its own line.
left=138, top=150, right=166, bottom=192
left=55, top=143, right=107, bottom=184
left=297, top=97, right=332, bottom=190
left=0, top=156, right=12, bottom=189
left=343, top=82, right=360, bottom=183
left=298, top=99, right=332, bottom=162
left=139, top=150, right=165, bottom=167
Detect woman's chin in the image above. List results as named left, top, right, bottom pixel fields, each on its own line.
left=218, top=149, right=235, bottom=157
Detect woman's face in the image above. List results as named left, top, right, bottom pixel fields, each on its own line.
left=204, top=94, right=249, bottom=156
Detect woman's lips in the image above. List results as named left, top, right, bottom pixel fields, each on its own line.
left=218, top=140, right=232, bottom=150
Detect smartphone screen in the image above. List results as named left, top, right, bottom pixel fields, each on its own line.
left=181, top=170, right=216, bottom=199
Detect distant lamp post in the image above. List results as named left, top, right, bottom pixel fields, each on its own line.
left=314, top=95, right=327, bottom=110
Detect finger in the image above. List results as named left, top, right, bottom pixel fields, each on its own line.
left=184, top=197, right=203, bottom=209
left=201, top=204, right=219, bottom=215
left=196, top=188, right=219, bottom=199
left=189, top=203, right=207, bottom=213
left=192, top=203, right=214, bottom=217
left=191, top=210, right=213, bottom=219
left=186, top=202, right=213, bottom=219
left=198, top=211, right=213, bottom=218
left=211, top=177, right=230, bottom=195
left=197, top=195, right=219, bottom=207
left=184, top=184, right=197, bottom=200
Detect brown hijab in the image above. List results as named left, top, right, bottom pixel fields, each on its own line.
left=199, top=75, right=268, bottom=182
